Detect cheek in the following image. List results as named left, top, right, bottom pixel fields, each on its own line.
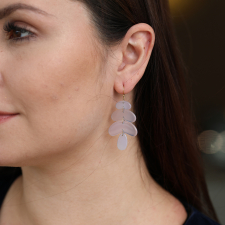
left=2, top=32, right=104, bottom=161
left=8, top=34, right=99, bottom=113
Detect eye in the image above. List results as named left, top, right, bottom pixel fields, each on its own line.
left=3, top=21, right=36, bottom=43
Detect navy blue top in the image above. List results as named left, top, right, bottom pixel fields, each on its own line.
left=0, top=172, right=220, bottom=225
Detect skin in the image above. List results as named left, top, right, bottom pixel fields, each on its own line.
left=0, top=0, right=188, bottom=224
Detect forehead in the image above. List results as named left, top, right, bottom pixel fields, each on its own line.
left=0, top=0, right=88, bottom=21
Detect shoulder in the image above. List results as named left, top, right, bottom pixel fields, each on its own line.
left=184, top=209, right=220, bottom=225
left=181, top=200, right=221, bottom=225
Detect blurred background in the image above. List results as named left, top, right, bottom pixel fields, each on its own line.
left=169, top=0, right=225, bottom=223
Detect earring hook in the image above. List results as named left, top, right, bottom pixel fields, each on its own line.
left=123, top=85, right=125, bottom=101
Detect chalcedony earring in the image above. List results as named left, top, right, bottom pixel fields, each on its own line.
left=108, top=88, right=138, bottom=150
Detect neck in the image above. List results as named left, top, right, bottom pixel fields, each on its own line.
left=0, top=137, right=172, bottom=225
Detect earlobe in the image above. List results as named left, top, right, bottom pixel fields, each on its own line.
left=114, top=23, right=155, bottom=95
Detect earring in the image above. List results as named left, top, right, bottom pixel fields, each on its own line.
left=108, top=87, right=138, bottom=150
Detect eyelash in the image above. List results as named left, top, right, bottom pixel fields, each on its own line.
left=3, top=21, right=36, bottom=43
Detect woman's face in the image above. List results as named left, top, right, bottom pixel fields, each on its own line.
left=0, top=0, right=116, bottom=167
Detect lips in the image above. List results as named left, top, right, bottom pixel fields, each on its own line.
left=0, top=111, right=18, bottom=115
left=0, top=112, right=19, bottom=124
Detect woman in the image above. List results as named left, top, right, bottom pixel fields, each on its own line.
left=0, top=0, right=221, bottom=224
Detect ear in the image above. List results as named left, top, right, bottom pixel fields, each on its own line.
left=113, top=23, right=155, bottom=94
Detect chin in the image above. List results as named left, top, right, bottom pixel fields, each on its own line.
left=0, top=149, right=35, bottom=167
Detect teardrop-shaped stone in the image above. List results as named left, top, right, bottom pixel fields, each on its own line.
left=108, top=121, right=138, bottom=137
left=111, top=109, right=136, bottom=122
left=117, top=133, right=127, bottom=150
left=116, top=101, right=131, bottom=110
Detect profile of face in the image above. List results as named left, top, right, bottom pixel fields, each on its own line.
left=0, top=0, right=154, bottom=168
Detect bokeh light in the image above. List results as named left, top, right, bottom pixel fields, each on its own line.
left=198, top=130, right=225, bottom=154
left=169, top=0, right=203, bottom=17
left=198, top=130, right=221, bottom=154
left=219, top=131, right=225, bottom=153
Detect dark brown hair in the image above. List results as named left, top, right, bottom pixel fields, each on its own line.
left=0, top=0, right=220, bottom=223
left=75, top=0, right=219, bottom=222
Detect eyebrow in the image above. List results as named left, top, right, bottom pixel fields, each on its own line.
left=0, top=3, right=55, bottom=20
